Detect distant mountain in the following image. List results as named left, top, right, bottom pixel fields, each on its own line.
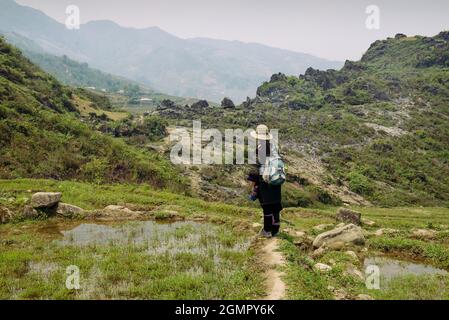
left=0, top=0, right=342, bottom=102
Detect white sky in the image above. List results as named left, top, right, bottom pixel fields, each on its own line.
left=16, top=0, right=449, bottom=61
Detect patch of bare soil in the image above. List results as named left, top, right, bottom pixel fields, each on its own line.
left=260, top=238, right=286, bottom=300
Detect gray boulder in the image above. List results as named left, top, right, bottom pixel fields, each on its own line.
left=313, top=223, right=365, bottom=248
left=336, top=208, right=361, bottom=225
left=30, top=192, right=62, bottom=208
left=0, top=207, right=13, bottom=224
left=56, top=203, right=84, bottom=218
left=23, top=205, right=39, bottom=219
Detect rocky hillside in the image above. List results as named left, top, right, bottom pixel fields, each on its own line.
left=153, top=32, right=449, bottom=207
left=0, top=37, right=185, bottom=191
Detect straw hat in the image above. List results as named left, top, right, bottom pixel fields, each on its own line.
left=250, top=124, right=273, bottom=140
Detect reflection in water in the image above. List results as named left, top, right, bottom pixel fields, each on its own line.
left=364, top=256, right=448, bottom=281
left=56, top=221, right=250, bottom=257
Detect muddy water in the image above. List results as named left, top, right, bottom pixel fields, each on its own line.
left=364, top=256, right=448, bottom=281
left=53, top=220, right=250, bottom=257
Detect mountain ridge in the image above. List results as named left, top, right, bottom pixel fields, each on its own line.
left=0, top=0, right=342, bottom=102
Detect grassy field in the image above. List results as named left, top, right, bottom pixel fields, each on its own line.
left=1, top=179, right=449, bottom=300
left=279, top=206, right=449, bottom=300
left=0, top=179, right=264, bottom=299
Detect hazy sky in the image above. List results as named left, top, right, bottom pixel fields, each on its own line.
left=16, top=0, right=449, bottom=61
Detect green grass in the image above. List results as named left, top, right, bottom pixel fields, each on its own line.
left=0, top=219, right=263, bottom=299
left=2, top=179, right=449, bottom=300
left=278, top=206, right=449, bottom=300
left=0, top=178, right=265, bottom=300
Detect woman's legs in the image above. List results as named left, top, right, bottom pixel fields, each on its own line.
left=271, top=206, right=281, bottom=236
left=262, top=203, right=282, bottom=235
left=263, top=212, right=273, bottom=233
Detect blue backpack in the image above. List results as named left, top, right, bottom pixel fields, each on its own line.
left=260, top=145, right=286, bottom=186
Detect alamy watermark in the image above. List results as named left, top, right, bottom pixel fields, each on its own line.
left=365, top=264, right=380, bottom=290
left=366, top=5, right=380, bottom=30
left=66, top=265, right=80, bottom=290
left=65, top=5, right=80, bottom=30
left=169, top=121, right=279, bottom=165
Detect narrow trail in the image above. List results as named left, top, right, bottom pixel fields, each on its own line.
left=260, top=238, right=286, bottom=300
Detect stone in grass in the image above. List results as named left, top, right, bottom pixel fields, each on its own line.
left=373, top=228, right=399, bottom=237
left=30, top=192, right=62, bottom=208
left=345, top=266, right=365, bottom=281
left=23, top=205, right=39, bottom=219
left=345, top=250, right=359, bottom=260
left=313, top=224, right=334, bottom=232
left=336, top=208, right=361, bottom=226
left=0, top=207, right=14, bottom=224
left=313, top=224, right=365, bottom=249
left=411, top=228, right=437, bottom=240
left=56, top=203, right=84, bottom=218
left=361, top=218, right=376, bottom=227
left=314, top=263, right=332, bottom=272
left=356, top=294, right=374, bottom=300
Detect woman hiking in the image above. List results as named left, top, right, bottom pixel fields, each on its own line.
left=247, top=124, right=285, bottom=238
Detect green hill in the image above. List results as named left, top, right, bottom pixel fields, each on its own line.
left=0, top=37, right=185, bottom=191
left=153, top=32, right=449, bottom=207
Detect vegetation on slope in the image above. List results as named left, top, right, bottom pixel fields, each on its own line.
left=154, top=32, right=449, bottom=207
left=0, top=37, right=185, bottom=191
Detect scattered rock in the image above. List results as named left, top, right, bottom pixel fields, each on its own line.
left=335, top=223, right=345, bottom=228
left=411, top=228, right=437, bottom=240
left=191, top=100, right=209, bottom=109
left=313, top=224, right=334, bottom=232
left=336, top=208, right=361, bottom=226
left=56, top=203, right=84, bottom=218
left=284, top=228, right=306, bottom=238
left=312, top=246, right=327, bottom=258
left=294, top=230, right=306, bottom=237
left=362, top=218, right=376, bottom=227
left=314, top=263, right=332, bottom=272
left=345, top=266, right=365, bottom=281
left=30, top=192, right=62, bottom=208
left=333, top=288, right=348, bottom=300
left=345, top=250, right=359, bottom=260
left=23, top=205, right=39, bottom=219
left=293, top=237, right=312, bottom=250
left=356, top=294, right=374, bottom=300
left=327, top=286, right=348, bottom=300
left=0, top=207, right=14, bottom=224
left=373, top=228, right=399, bottom=237
left=313, top=224, right=365, bottom=249
left=221, top=97, right=235, bottom=109
left=0, top=239, right=15, bottom=246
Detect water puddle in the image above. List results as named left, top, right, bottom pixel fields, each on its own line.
left=364, top=256, right=448, bottom=281
left=55, top=220, right=250, bottom=257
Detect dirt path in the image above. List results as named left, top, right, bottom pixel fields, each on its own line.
left=260, top=238, right=286, bottom=300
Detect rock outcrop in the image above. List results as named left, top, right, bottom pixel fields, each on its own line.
left=191, top=100, right=209, bottom=110
left=221, top=97, right=235, bottom=109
